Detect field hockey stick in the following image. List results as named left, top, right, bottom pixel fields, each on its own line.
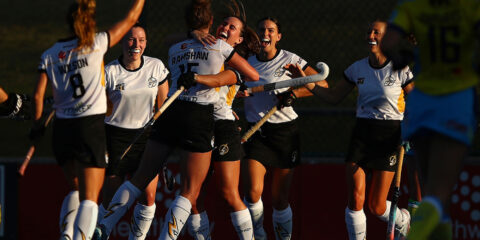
left=246, top=62, right=329, bottom=94
left=18, top=109, right=56, bottom=177
left=386, top=144, right=406, bottom=240
left=120, top=87, right=184, bottom=160
left=241, top=105, right=278, bottom=143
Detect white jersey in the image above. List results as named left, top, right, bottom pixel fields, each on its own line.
left=344, top=57, right=413, bottom=120
left=104, top=56, right=169, bottom=129
left=168, top=38, right=234, bottom=105
left=38, top=32, right=109, bottom=119
left=213, top=84, right=239, bottom=121
left=245, top=49, right=307, bottom=123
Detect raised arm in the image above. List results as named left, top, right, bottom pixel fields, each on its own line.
left=107, top=0, right=145, bottom=48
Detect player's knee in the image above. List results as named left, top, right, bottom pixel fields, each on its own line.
left=367, top=199, right=386, bottom=216
left=247, top=186, right=263, bottom=202
left=348, top=193, right=365, bottom=211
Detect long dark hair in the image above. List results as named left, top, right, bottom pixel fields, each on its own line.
left=185, top=0, right=213, bottom=31
left=223, top=0, right=260, bottom=57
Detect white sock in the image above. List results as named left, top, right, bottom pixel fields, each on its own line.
left=129, top=203, right=156, bottom=240
left=187, top=211, right=211, bottom=240
left=73, top=200, right=98, bottom=240
left=378, top=201, right=407, bottom=229
left=272, top=205, right=292, bottom=240
left=345, top=207, right=367, bottom=240
left=244, top=197, right=266, bottom=239
left=231, top=208, right=254, bottom=240
left=59, top=191, right=79, bottom=239
left=159, top=195, right=192, bottom=240
left=97, top=204, right=107, bottom=225
left=101, top=181, right=142, bottom=236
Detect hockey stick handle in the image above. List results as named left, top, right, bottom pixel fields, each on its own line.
left=246, top=63, right=329, bottom=94
left=241, top=105, right=277, bottom=143
left=386, top=145, right=406, bottom=239
left=18, top=110, right=56, bottom=177
left=120, top=87, right=185, bottom=160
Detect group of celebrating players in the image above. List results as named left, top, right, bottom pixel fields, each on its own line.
left=1, top=0, right=479, bottom=239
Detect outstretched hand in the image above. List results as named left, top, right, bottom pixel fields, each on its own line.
left=284, top=63, right=306, bottom=79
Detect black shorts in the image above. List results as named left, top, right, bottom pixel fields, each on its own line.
left=345, top=118, right=401, bottom=172
left=105, top=124, right=149, bottom=177
left=149, top=100, right=214, bottom=153
left=212, top=120, right=244, bottom=162
left=244, top=119, right=300, bottom=169
left=52, top=114, right=107, bottom=168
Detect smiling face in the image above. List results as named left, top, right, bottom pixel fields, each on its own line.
left=216, top=16, right=244, bottom=47
left=122, top=26, right=146, bottom=62
left=366, top=21, right=387, bottom=54
left=257, top=19, right=281, bottom=53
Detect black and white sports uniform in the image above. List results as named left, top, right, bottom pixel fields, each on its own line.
left=344, top=58, right=413, bottom=171
left=244, top=50, right=306, bottom=168
left=149, top=38, right=234, bottom=152
left=38, top=32, right=110, bottom=167
left=104, top=55, right=169, bottom=176
left=212, top=82, right=244, bottom=162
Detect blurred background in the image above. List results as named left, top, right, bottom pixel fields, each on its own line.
left=2, top=0, right=456, bottom=160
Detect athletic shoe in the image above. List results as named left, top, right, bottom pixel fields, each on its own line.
left=408, top=200, right=419, bottom=216
left=59, top=234, right=72, bottom=240
left=92, top=224, right=109, bottom=240
left=394, top=208, right=410, bottom=240
left=407, top=201, right=441, bottom=240
left=428, top=220, right=452, bottom=240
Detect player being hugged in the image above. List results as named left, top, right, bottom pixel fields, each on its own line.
left=100, top=0, right=259, bottom=239
left=240, top=16, right=327, bottom=240
left=29, top=0, right=146, bottom=239
left=298, top=20, right=414, bottom=240
left=95, top=23, right=170, bottom=240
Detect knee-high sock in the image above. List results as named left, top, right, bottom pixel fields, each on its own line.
left=272, top=205, right=292, bottom=240
left=159, top=195, right=192, bottom=240
left=73, top=200, right=98, bottom=240
left=378, top=201, right=408, bottom=229
left=345, top=207, right=367, bottom=240
left=97, top=204, right=107, bottom=225
left=231, top=208, right=254, bottom=240
left=244, top=197, right=266, bottom=239
left=59, top=191, right=79, bottom=239
left=187, top=211, right=211, bottom=240
left=101, top=181, right=141, bottom=236
left=129, top=203, right=156, bottom=240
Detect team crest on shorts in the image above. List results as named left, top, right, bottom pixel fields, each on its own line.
left=389, top=155, right=397, bottom=166
left=148, top=76, right=158, bottom=88
left=219, top=144, right=229, bottom=156
left=291, top=150, right=298, bottom=163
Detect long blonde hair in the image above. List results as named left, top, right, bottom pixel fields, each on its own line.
left=68, top=0, right=97, bottom=50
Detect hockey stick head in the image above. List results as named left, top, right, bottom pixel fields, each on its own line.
left=315, top=62, right=330, bottom=80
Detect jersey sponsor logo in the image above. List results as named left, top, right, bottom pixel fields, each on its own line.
left=384, top=75, right=397, bottom=86
left=63, top=102, right=92, bottom=116
left=218, top=144, right=229, bottom=156
left=291, top=150, right=298, bottom=163
left=58, top=51, right=66, bottom=60
left=148, top=76, right=158, bottom=88
left=180, top=43, right=191, bottom=50
left=357, top=77, right=365, bottom=84
left=114, top=83, right=125, bottom=91
left=58, top=58, right=89, bottom=74
left=171, top=51, right=209, bottom=65
left=168, top=213, right=179, bottom=238
left=389, top=154, right=397, bottom=166
left=274, top=68, right=286, bottom=77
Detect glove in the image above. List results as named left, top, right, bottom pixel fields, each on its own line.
left=0, top=93, right=31, bottom=120
left=177, top=71, right=197, bottom=90
left=29, top=124, right=45, bottom=144
left=277, top=90, right=296, bottom=108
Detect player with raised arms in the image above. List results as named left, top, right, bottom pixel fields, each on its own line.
left=298, top=20, right=414, bottom=240
left=97, top=0, right=259, bottom=239
left=95, top=23, right=170, bottom=240
left=240, top=16, right=327, bottom=240
left=381, top=0, right=480, bottom=238
left=28, top=0, right=146, bottom=239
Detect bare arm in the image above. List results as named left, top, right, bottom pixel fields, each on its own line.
left=33, top=72, right=48, bottom=122
left=0, top=87, right=7, bottom=104
left=195, top=70, right=238, bottom=88
left=107, top=0, right=145, bottom=48
left=403, top=81, right=415, bottom=94
left=227, top=52, right=259, bottom=82
left=156, top=79, right=169, bottom=107
left=284, top=64, right=329, bottom=98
